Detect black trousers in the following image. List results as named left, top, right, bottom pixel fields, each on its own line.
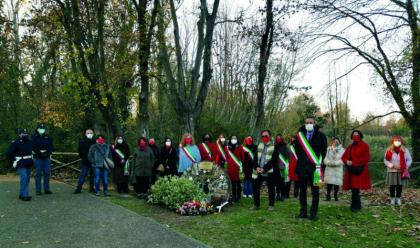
left=283, top=181, right=291, bottom=198
left=298, top=177, right=319, bottom=217
left=134, top=176, right=151, bottom=195
left=351, top=189, right=361, bottom=210
left=231, top=181, right=242, bottom=202
left=293, top=181, right=299, bottom=198
left=275, top=173, right=285, bottom=198
left=116, top=183, right=129, bottom=193
left=253, top=174, right=276, bottom=207
left=390, top=185, right=403, bottom=198
left=326, top=184, right=339, bottom=197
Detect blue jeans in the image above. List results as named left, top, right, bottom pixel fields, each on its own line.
left=93, top=167, right=108, bottom=194
left=34, top=158, right=51, bottom=192
left=76, top=163, right=94, bottom=191
left=243, top=179, right=253, bottom=196
left=17, top=167, right=31, bottom=197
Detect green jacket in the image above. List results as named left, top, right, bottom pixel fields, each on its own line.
left=132, top=146, right=155, bottom=177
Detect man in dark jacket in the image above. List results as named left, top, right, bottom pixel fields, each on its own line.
left=32, top=124, right=54, bottom=195
left=294, top=116, right=327, bottom=221
left=74, top=129, right=96, bottom=194
left=7, top=129, right=34, bottom=201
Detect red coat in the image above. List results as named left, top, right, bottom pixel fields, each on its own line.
left=341, top=141, right=371, bottom=190
left=289, top=147, right=299, bottom=181
left=198, top=142, right=216, bottom=162
left=215, top=144, right=227, bottom=167
left=225, top=145, right=245, bottom=182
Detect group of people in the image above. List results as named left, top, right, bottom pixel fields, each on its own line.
left=6, top=117, right=413, bottom=221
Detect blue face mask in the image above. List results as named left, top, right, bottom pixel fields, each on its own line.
left=38, top=129, right=46, bottom=135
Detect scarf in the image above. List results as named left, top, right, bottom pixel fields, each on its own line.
left=385, top=148, right=407, bottom=177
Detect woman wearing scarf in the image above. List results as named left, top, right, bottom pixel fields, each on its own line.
left=341, top=130, right=371, bottom=212
left=132, top=137, right=155, bottom=199
left=111, top=136, right=130, bottom=194
left=88, top=135, right=112, bottom=196
left=225, top=135, right=245, bottom=203
left=160, top=138, right=178, bottom=177
left=178, top=133, right=201, bottom=175
left=384, top=136, right=412, bottom=206
left=274, top=134, right=291, bottom=201
left=242, top=136, right=258, bottom=198
left=323, top=137, right=345, bottom=201
left=215, top=133, right=228, bottom=168
left=198, top=133, right=217, bottom=162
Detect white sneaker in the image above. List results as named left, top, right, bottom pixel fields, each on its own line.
left=390, top=197, right=396, bottom=205
left=395, top=198, right=402, bottom=206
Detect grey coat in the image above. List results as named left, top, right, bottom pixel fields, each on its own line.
left=132, top=146, right=155, bottom=177
left=88, top=143, right=111, bottom=168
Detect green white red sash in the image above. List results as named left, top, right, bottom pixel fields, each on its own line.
left=217, top=144, right=226, bottom=160
left=114, top=148, right=125, bottom=160
left=243, top=146, right=254, bottom=160
left=201, top=143, right=212, bottom=157
left=289, top=145, right=298, bottom=160
left=297, top=131, right=323, bottom=186
left=279, top=153, right=289, bottom=181
left=182, top=146, right=197, bottom=163
left=227, top=148, right=243, bottom=174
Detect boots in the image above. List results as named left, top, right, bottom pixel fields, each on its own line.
left=395, top=198, right=401, bottom=206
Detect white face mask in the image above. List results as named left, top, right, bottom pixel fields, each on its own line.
left=393, top=141, right=401, bottom=147
left=165, top=141, right=171, bottom=147
left=305, top=124, right=314, bottom=132
left=231, top=139, right=238, bottom=145
left=38, top=129, right=46, bottom=135
left=220, top=138, right=226, bottom=143
left=117, top=139, right=123, bottom=144
left=86, top=134, right=94, bottom=139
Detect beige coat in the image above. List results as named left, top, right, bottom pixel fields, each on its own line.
left=323, top=145, right=344, bottom=186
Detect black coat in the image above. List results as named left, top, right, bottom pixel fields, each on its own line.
left=112, top=142, right=130, bottom=183
left=32, top=133, right=53, bottom=159
left=78, top=137, right=96, bottom=165
left=149, top=144, right=160, bottom=169
left=160, top=146, right=178, bottom=176
left=6, top=138, right=34, bottom=168
left=294, top=125, right=327, bottom=179
left=243, top=144, right=258, bottom=180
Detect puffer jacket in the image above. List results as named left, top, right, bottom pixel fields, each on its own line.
left=88, top=143, right=111, bottom=168
left=323, top=145, right=344, bottom=186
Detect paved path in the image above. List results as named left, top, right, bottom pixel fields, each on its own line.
left=0, top=178, right=209, bottom=248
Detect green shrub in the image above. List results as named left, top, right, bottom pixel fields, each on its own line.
left=148, top=176, right=206, bottom=210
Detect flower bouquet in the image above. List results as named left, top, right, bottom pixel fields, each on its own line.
left=177, top=200, right=214, bottom=216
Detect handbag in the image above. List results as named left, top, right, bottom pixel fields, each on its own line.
left=156, top=164, right=165, bottom=172
left=105, top=158, right=115, bottom=169
left=347, top=164, right=364, bottom=175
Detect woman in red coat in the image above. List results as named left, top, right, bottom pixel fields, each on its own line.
left=341, top=130, right=371, bottom=212
left=198, top=133, right=217, bottom=162
left=215, top=133, right=227, bottom=168
left=225, top=135, right=245, bottom=203
left=287, top=136, right=299, bottom=198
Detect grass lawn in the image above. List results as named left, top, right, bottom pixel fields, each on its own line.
left=106, top=194, right=420, bottom=248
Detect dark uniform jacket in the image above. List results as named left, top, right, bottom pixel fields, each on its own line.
left=6, top=138, right=34, bottom=168
left=32, top=133, right=53, bottom=159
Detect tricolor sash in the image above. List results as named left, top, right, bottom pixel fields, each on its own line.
left=297, top=131, right=323, bottom=186
left=114, top=148, right=125, bottom=160
left=201, top=143, right=212, bottom=157
left=279, top=153, right=289, bottom=182
left=227, top=148, right=243, bottom=174
left=217, top=144, right=226, bottom=161
left=289, top=145, right=298, bottom=160
left=243, top=146, right=254, bottom=160
left=181, top=146, right=197, bottom=163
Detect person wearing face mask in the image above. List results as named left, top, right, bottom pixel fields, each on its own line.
left=6, top=129, right=34, bottom=201
left=384, top=136, right=412, bottom=206
left=274, top=134, right=291, bottom=202
left=323, top=137, right=345, bottom=201
left=160, top=138, right=178, bottom=176
left=215, top=133, right=227, bottom=168
left=198, top=133, right=216, bottom=162
left=111, top=136, right=131, bottom=194
left=132, top=137, right=155, bottom=199
left=341, top=130, right=371, bottom=212
left=74, top=129, right=96, bottom=194
left=295, top=116, right=327, bottom=221
left=250, top=130, right=280, bottom=211
left=178, top=133, right=201, bottom=176
left=32, top=124, right=54, bottom=195
left=225, top=135, right=245, bottom=203
left=242, top=136, right=258, bottom=198
left=148, top=138, right=161, bottom=184
left=88, top=135, right=112, bottom=196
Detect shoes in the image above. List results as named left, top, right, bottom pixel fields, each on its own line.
left=44, top=190, right=52, bottom=195
left=296, top=213, right=308, bottom=219
left=309, top=215, right=318, bottom=221
left=36, top=192, right=42, bottom=196
left=95, top=192, right=100, bottom=196
left=249, top=206, right=260, bottom=211
left=20, top=196, right=32, bottom=201
left=104, top=192, right=111, bottom=197
left=73, top=189, right=81, bottom=194
left=334, top=195, right=339, bottom=201
left=350, top=207, right=361, bottom=213
left=325, top=195, right=331, bottom=201
left=395, top=198, right=402, bottom=206
left=390, top=197, right=396, bottom=205
left=268, top=206, right=274, bottom=212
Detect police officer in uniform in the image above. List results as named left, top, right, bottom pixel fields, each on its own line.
left=6, top=129, right=34, bottom=201
left=32, top=124, right=54, bottom=195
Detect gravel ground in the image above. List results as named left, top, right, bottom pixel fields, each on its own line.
left=0, top=178, right=209, bottom=248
